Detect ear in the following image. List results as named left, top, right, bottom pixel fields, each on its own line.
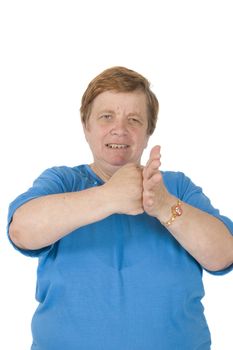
left=144, top=135, right=150, bottom=149
left=82, top=121, right=90, bottom=143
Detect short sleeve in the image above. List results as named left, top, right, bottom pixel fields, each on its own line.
left=7, top=167, right=69, bottom=257
left=177, top=172, right=233, bottom=275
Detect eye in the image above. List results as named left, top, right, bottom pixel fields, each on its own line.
left=128, top=117, right=142, bottom=124
left=100, top=114, right=112, bottom=120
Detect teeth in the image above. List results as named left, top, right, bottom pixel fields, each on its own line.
left=107, top=144, right=128, bottom=149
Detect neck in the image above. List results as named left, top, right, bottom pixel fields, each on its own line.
left=89, top=163, right=114, bottom=182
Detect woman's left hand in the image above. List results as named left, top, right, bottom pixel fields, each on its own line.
left=142, top=145, right=172, bottom=220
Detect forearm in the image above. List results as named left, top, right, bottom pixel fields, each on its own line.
left=9, top=185, right=113, bottom=250
left=9, top=163, right=144, bottom=251
left=157, top=196, right=233, bottom=271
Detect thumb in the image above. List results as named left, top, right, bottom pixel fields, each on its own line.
left=146, top=145, right=161, bottom=167
left=150, top=145, right=161, bottom=158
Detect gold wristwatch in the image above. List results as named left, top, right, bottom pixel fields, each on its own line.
left=164, top=200, right=183, bottom=226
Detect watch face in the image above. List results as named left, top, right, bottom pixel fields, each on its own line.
left=172, top=203, right=183, bottom=217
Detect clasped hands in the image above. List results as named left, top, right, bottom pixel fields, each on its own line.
left=104, top=145, right=172, bottom=219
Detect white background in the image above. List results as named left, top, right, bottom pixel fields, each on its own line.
left=0, top=1, right=232, bottom=349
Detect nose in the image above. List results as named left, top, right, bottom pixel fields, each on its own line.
left=110, top=118, right=128, bottom=136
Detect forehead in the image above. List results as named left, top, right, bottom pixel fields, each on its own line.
left=91, top=90, right=148, bottom=115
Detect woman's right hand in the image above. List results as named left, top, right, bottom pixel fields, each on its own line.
left=103, top=163, right=144, bottom=215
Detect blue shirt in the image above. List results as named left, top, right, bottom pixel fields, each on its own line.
left=7, top=165, right=233, bottom=350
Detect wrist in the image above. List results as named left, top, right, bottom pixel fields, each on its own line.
left=100, top=183, right=119, bottom=215
left=162, top=199, right=183, bottom=226
left=155, top=195, right=180, bottom=224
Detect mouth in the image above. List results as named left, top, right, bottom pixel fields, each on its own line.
left=105, top=143, right=129, bottom=149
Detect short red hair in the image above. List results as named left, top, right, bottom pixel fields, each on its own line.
left=80, top=66, right=159, bottom=135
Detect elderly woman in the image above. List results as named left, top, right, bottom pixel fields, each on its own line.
left=8, top=66, right=233, bottom=350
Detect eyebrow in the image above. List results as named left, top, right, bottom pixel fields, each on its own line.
left=97, top=110, right=142, bottom=117
left=97, top=109, right=115, bottom=115
left=127, top=112, right=142, bottom=118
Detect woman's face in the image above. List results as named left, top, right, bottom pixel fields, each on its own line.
left=83, top=90, right=150, bottom=173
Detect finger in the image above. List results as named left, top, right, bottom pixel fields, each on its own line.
left=143, top=171, right=162, bottom=191
left=143, top=159, right=161, bottom=180
left=146, top=145, right=161, bottom=168
left=150, top=145, right=161, bottom=159
left=143, top=195, right=154, bottom=208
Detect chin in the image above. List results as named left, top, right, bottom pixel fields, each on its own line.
left=108, top=157, right=138, bottom=167
left=104, top=157, right=127, bottom=167
left=110, top=160, right=128, bottom=167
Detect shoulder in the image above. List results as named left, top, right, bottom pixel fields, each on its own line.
left=161, top=171, right=201, bottom=199
left=35, top=164, right=92, bottom=192
left=8, top=164, right=91, bottom=219
left=42, top=164, right=86, bottom=180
